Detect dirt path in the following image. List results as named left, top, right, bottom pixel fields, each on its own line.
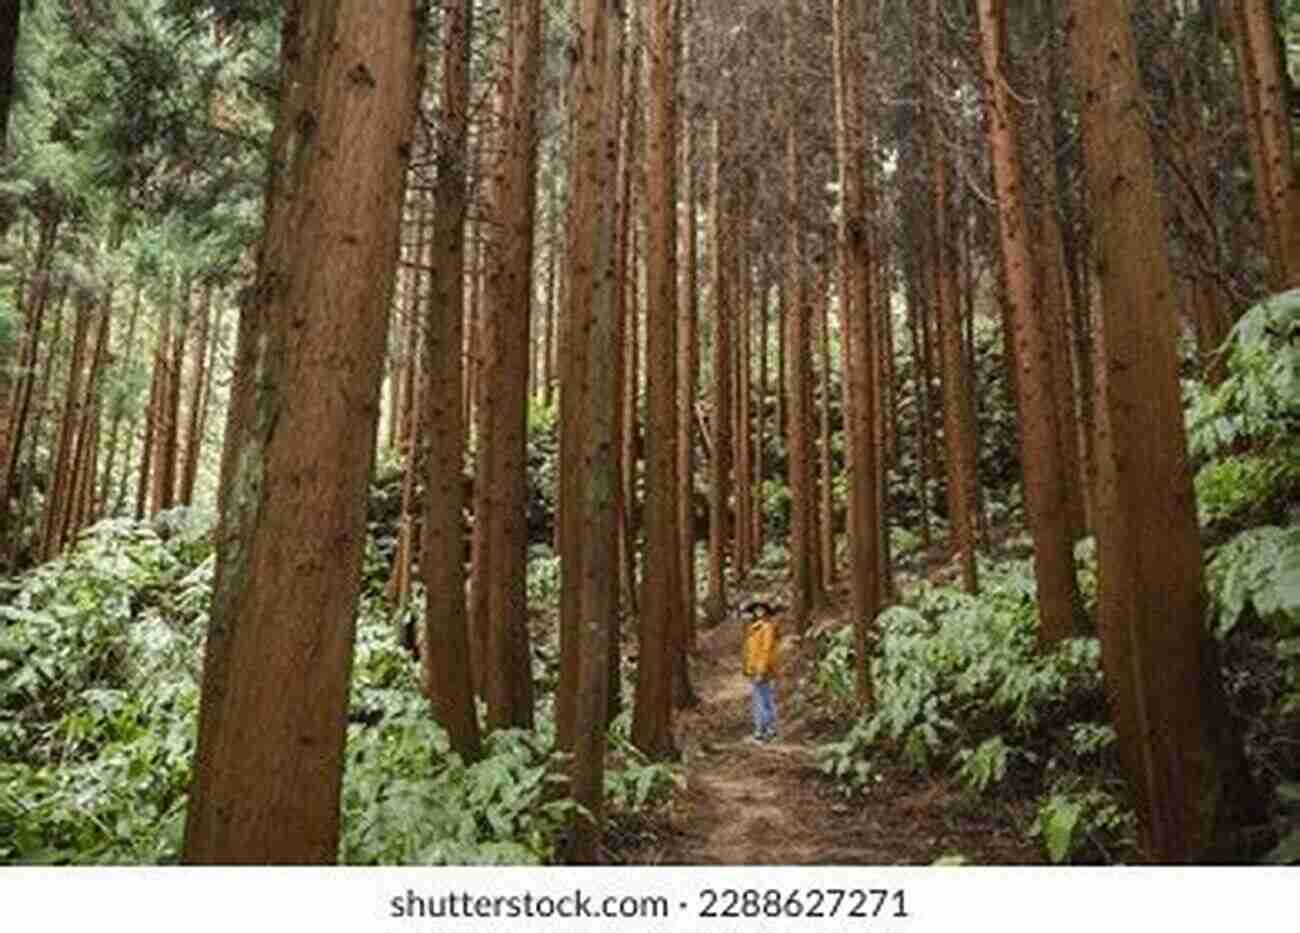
left=615, top=586, right=1042, bottom=865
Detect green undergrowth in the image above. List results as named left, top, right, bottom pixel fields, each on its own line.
left=814, top=554, right=1133, bottom=864
left=812, top=288, right=1300, bottom=864
left=1, top=511, right=676, bottom=864
left=814, top=512, right=1300, bottom=863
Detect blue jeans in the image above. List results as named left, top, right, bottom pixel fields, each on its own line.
left=751, top=678, right=777, bottom=739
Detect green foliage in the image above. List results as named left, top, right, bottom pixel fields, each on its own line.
left=815, top=558, right=1129, bottom=862
left=526, top=399, right=559, bottom=536
left=0, top=518, right=207, bottom=863
left=890, top=526, right=923, bottom=558
left=760, top=478, right=792, bottom=536
left=1188, top=289, right=1300, bottom=460
left=603, top=710, right=683, bottom=815
left=955, top=736, right=1010, bottom=794
left=340, top=713, right=576, bottom=865
left=1, top=511, right=673, bottom=864
left=1206, top=525, right=1300, bottom=717
left=526, top=543, right=561, bottom=612
left=755, top=538, right=790, bottom=574
left=1206, top=526, right=1300, bottom=639
left=1195, top=451, right=1300, bottom=526
left=1029, top=784, right=1135, bottom=865
left=812, top=625, right=857, bottom=714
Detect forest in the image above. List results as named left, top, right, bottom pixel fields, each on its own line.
left=0, top=0, right=1298, bottom=867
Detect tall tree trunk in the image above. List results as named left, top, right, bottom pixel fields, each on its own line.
left=977, top=0, right=1082, bottom=645
left=928, top=0, right=978, bottom=592
left=40, top=292, right=93, bottom=562
left=62, top=294, right=112, bottom=548
left=100, top=282, right=144, bottom=514
left=783, top=0, right=816, bottom=632
left=619, top=146, right=641, bottom=619
left=707, top=114, right=732, bottom=627
left=482, top=0, right=542, bottom=732
left=1071, top=0, right=1265, bottom=861
left=559, top=0, right=612, bottom=752
left=542, top=169, right=560, bottom=408
left=734, top=184, right=754, bottom=581
left=15, top=281, right=67, bottom=564
left=562, top=0, right=624, bottom=863
left=873, top=233, right=894, bottom=603
left=632, top=0, right=683, bottom=760
left=387, top=187, right=429, bottom=609
left=1, top=208, right=60, bottom=537
left=816, top=265, right=835, bottom=586
left=148, top=289, right=175, bottom=517
left=834, top=0, right=881, bottom=702
left=1235, top=0, right=1300, bottom=288
left=420, top=0, right=481, bottom=764
left=180, top=285, right=213, bottom=506
left=754, top=271, right=767, bottom=558
left=677, top=17, right=699, bottom=653
left=183, top=0, right=422, bottom=864
left=906, top=274, right=932, bottom=553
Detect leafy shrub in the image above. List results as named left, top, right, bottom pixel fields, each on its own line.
left=2, top=514, right=675, bottom=865
left=526, top=543, right=561, bottom=611
left=340, top=708, right=576, bottom=864
left=0, top=519, right=207, bottom=864
left=1206, top=525, right=1300, bottom=716
left=812, top=625, right=858, bottom=713
left=1195, top=452, right=1299, bottom=526
left=815, top=559, right=1127, bottom=862
left=1029, top=782, right=1135, bottom=864
left=1187, top=289, right=1300, bottom=460
left=1206, top=526, right=1300, bottom=639
left=603, top=710, right=683, bottom=815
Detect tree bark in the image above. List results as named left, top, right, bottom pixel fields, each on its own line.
left=40, top=292, right=93, bottom=562
left=707, top=113, right=731, bottom=627
left=1070, top=0, right=1265, bottom=861
left=926, top=4, right=979, bottom=592
left=418, top=0, right=482, bottom=764
left=180, top=285, right=213, bottom=506
left=562, top=0, right=623, bottom=863
left=183, top=0, right=422, bottom=864
left=1236, top=0, right=1300, bottom=288
left=783, top=0, right=817, bottom=632
left=632, top=0, right=683, bottom=760
left=977, top=0, right=1082, bottom=646
left=480, top=0, right=542, bottom=732
left=834, top=0, right=881, bottom=702
left=677, top=17, right=699, bottom=651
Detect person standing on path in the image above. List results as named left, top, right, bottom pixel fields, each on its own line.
left=741, top=600, right=782, bottom=742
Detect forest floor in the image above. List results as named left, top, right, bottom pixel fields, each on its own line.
left=607, top=575, right=1044, bottom=866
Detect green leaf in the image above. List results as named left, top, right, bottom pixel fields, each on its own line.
left=1043, top=799, right=1082, bottom=864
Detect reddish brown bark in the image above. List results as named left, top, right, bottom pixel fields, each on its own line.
left=179, top=286, right=212, bottom=507
left=420, top=0, right=482, bottom=764
left=978, top=0, right=1082, bottom=645
left=707, top=114, right=732, bottom=627
left=40, top=293, right=93, bottom=562
left=632, top=0, right=683, bottom=760
left=834, top=0, right=881, bottom=701
left=183, top=0, right=423, bottom=863
left=1071, top=0, right=1264, bottom=861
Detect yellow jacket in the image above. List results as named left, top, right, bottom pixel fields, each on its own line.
left=742, top=619, right=779, bottom=679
